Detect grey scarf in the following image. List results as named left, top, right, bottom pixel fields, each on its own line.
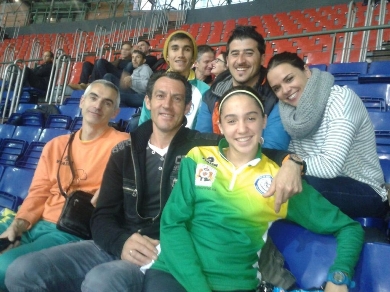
left=279, top=68, right=334, bottom=139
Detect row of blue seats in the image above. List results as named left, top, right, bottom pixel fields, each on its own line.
left=0, top=125, right=71, bottom=144
left=368, top=111, right=390, bottom=154
left=310, top=61, right=390, bottom=85
left=269, top=220, right=390, bottom=291
left=7, top=104, right=138, bottom=129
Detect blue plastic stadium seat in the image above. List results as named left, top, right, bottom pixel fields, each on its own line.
left=58, top=104, right=81, bottom=119
left=345, top=84, right=389, bottom=112
left=309, top=64, right=327, bottom=71
left=351, top=243, right=390, bottom=291
left=69, top=116, right=83, bottom=131
left=0, top=166, right=34, bottom=211
left=39, top=128, right=71, bottom=143
left=45, top=114, right=72, bottom=129
left=111, top=107, right=138, bottom=123
left=12, top=125, right=42, bottom=144
left=0, top=124, right=16, bottom=142
left=379, top=159, right=390, bottom=183
left=70, top=90, right=84, bottom=99
left=15, top=103, right=37, bottom=114
left=358, top=61, right=390, bottom=84
left=368, top=111, right=390, bottom=153
left=63, top=97, right=82, bottom=105
left=327, top=62, right=368, bottom=85
left=20, top=111, right=45, bottom=127
left=269, top=220, right=336, bottom=289
left=15, top=141, right=46, bottom=169
left=0, top=138, right=28, bottom=166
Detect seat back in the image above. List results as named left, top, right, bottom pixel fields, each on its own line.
left=39, top=128, right=71, bottom=143
left=12, top=126, right=42, bottom=144
left=0, top=166, right=34, bottom=211
left=367, top=61, right=390, bottom=75
left=346, top=84, right=389, bottom=111
left=0, top=124, right=16, bottom=141
left=328, top=62, right=368, bottom=85
left=69, top=116, right=83, bottom=131
left=351, top=243, right=390, bottom=291
left=268, top=220, right=336, bottom=289
left=15, top=141, right=46, bottom=169
left=58, top=104, right=81, bottom=119
left=45, top=114, right=72, bottom=129
left=0, top=138, right=28, bottom=166
left=20, top=111, right=45, bottom=127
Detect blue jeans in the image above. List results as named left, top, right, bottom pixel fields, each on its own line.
left=303, top=176, right=389, bottom=218
left=5, top=240, right=144, bottom=292
left=0, top=219, right=81, bottom=291
left=89, top=59, right=122, bottom=83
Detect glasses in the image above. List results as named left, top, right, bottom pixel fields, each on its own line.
left=214, top=58, right=226, bottom=64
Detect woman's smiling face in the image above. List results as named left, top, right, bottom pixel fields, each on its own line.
left=267, top=63, right=311, bottom=107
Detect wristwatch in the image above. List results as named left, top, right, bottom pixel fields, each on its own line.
left=327, top=271, right=355, bottom=288
left=287, top=154, right=307, bottom=175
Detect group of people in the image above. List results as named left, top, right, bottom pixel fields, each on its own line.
left=0, top=24, right=388, bottom=292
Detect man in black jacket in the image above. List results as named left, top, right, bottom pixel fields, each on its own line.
left=23, top=51, right=54, bottom=91
left=6, top=72, right=302, bottom=292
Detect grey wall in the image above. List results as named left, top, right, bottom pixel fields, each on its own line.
left=186, top=0, right=352, bottom=24
left=10, top=0, right=352, bottom=36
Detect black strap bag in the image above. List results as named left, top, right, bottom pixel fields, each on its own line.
left=56, top=132, right=94, bottom=239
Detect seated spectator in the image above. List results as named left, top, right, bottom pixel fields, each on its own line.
left=104, top=50, right=153, bottom=107
left=142, top=85, right=364, bottom=292
left=69, top=42, right=132, bottom=90
left=0, top=80, right=129, bottom=290
left=22, top=50, right=54, bottom=91
left=210, top=51, right=228, bottom=80
left=125, top=40, right=158, bottom=74
left=138, top=30, right=209, bottom=129
left=267, top=51, right=389, bottom=218
left=193, top=45, right=215, bottom=85
left=4, top=73, right=303, bottom=292
left=195, top=26, right=290, bottom=151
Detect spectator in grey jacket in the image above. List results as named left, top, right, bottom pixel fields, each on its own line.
left=105, top=50, right=153, bottom=108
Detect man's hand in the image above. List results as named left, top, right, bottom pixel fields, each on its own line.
left=263, top=160, right=302, bottom=213
left=324, top=282, right=348, bottom=292
left=123, top=76, right=132, bottom=89
left=0, top=218, right=28, bottom=252
left=121, top=233, right=160, bottom=266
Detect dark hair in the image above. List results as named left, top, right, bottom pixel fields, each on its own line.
left=146, top=71, right=192, bottom=105
left=138, top=40, right=151, bottom=47
left=226, top=26, right=266, bottom=55
left=218, top=85, right=265, bottom=120
left=132, top=50, right=146, bottom=60
left=196, top=45, right=215, bottom=61
left=218, top=51, right=228, bottom=63
left=121, top=41, right=132, bottom=48
left=267, top=51, right=306, bottom=71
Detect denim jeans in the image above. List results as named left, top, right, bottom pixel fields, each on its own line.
left=5, top=240, right=144, bottom=292
left=303, top=175, right=389, bottom=218
left=89, top=59, right=122, bottom=83
left=79, top=61, right=94, bottom=84
left=0, top=219, right=81, bottom=291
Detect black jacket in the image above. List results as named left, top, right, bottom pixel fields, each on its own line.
left=91, top=119, right=288, bottom=258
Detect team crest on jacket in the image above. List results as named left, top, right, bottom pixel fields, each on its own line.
left=255, top=175, right=273, bottom=195
left=195, top=164, right=216, bottom=187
